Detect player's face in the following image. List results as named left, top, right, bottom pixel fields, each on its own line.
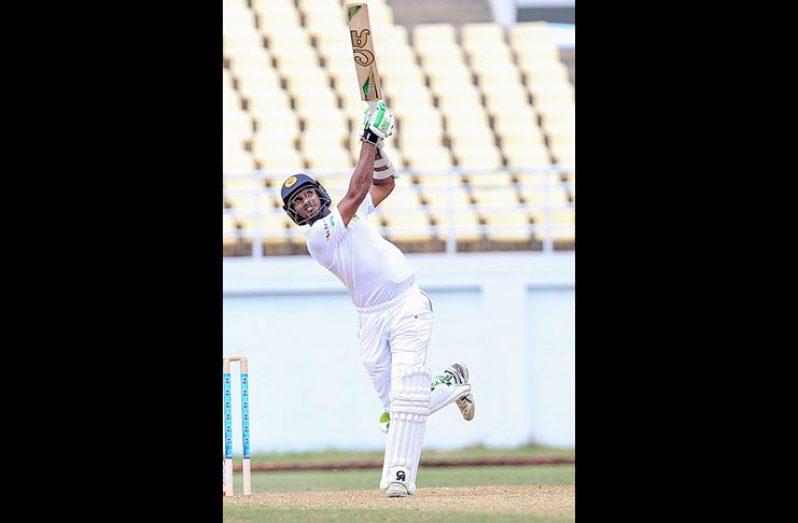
left=291, top=188, right=321, bottom=219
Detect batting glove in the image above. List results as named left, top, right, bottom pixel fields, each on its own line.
left=362, top=101, right=394, bottom=144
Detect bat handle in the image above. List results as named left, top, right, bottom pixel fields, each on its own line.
left=368, top=101, right=379, bottom=112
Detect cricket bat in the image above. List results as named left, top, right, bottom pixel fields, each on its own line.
left=346, top=2, right=382, bottom=111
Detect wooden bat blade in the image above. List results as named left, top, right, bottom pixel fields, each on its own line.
left=347, top=3, right=382, bottom=102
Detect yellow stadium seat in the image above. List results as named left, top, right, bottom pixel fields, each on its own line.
left=499, top=132, right=547, bottom=149
left=515, top=170, right=558, bottom=186
left=519, top=185, right=569, bottom=207
left=461, top=23, right=506, bottom=46
left=517, top=59, right=571, bottom=84
left=503, top=145, right=552, bottom=168
left=262, top=26, right=311, bottom=53
left=299, top=0, right=345, bottom=29
left=471, top=186, right=520, bottom=208
left=247, top=88, right=293, bottom=112
left=223, top=2, right=254, bottom=26
left=428, top=70, right=475, bottom=93
left=373, top=185, right=422, bottom=211
left=481, top=84, right=530, bottom=109
left=463, top=170, right=514, bottom=188
left=292, top=88, right=340, bottom=113
left=365, top=0, right=394, bottom=26
left=251, top=126, right=299, bottom=152
left=421, top=186, right=472, bottom=209
left=455, top=145, right=504, bottom=170
left=258, top=212, right=293, bottom=246
left=415, top=169, right=466, bottom=188
left=530, top=208, right=575, bottom=242
left=549, top=142, right=575, bottom=166
left=538, top=105, right=575, bottom=128
left=413, top=23, right=457, bottom=47
left=543, top=122, right=575, bottom=143
left=224, top=172, right=259, bottom=187
left=430, top=209, right=483, bottom=242
left=254, top=148, right=305, bottom=172
left=226, top=45, right=272, bottom=71
left=448, top=126, right=495, bottom=149
left=510, top=22, right=554, bottom=46
left=224, top=184, right=272, bottom=212
left=385, top=84, right=435, bottom=110
left=464, top=43, right=514, bottom=66
left=483, top=210, right=534, bottom=242
left=418, top=46, right=466, bottom=69
left=381, top=65, right=428, bottom=88
left=235, top=69, right=281, bottom=95
left=529, top=81, right=574, bottom=106
left=224, top=149, right=256, bottom=175
left=303, top=146, right=353, bottom=171
left=253, top=3, right=302, bottom=30
left=444, top=108, right=490, bottom=131
left=491, top=103, right=538, bottom=121
left=403, top=146, right=454, bottom=170
left=379, top=210, right=435, bottom=243
left=223, top=29, right=264, bottom=51
left=295, top=108, right=348, bottom=134
left=434, top=84, right=483, bottom=107
left=300, top=129, right=349, bottom=152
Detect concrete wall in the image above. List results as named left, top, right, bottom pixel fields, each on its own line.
left=223, top=253, right=575, bottom=454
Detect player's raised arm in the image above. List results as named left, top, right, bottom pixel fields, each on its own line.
left=338, top=102, right=394, bottom=225
left=369, top=140, right=397, bottom=207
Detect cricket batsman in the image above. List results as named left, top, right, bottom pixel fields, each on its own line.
left=279, top=102, right=475, bottom=497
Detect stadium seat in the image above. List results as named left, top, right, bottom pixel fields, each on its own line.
left=483, top=210, right=534, bottom=242
left=430, top=209, right=483, bottom=243
left=379, top=210, right=435, bottom=243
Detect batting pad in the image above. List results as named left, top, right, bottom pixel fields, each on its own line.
left=379, top=365, right=432, bottom=493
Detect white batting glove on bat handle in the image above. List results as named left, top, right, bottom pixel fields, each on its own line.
left=373, top=141, right=399, bottom=179
left=362, top=101, right=394, bottom=144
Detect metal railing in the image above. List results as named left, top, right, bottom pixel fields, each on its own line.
left=223, top=165, right=575, bottom=257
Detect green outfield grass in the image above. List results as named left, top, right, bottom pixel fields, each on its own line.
left=224, top=446, right=575, bottom=521
left=248, top=443, right=574, bottom=464
left=223, top=507, right=574, bottom=523
left=230, top=464, right=574, bottom=493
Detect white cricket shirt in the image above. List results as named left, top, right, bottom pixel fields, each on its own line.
left=306, top=194, right=415, bottom=308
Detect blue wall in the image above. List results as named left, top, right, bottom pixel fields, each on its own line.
left=223, top=253, right=575, bottom=454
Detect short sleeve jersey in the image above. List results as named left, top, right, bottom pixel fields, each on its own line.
left=306, top=194, right=415, bottom=308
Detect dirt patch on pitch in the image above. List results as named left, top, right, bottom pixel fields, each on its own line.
left=225, top=485, right=574, bottom=517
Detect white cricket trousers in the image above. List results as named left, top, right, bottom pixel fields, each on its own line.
left=356, top=283, right=433, bottom=411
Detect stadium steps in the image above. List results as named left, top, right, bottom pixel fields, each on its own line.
left=387, top=0, right=494, bottom=30
left=559, top=48, right=575, bottom=86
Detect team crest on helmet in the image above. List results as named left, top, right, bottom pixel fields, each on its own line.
left=284, top=176, right=298, bottom=188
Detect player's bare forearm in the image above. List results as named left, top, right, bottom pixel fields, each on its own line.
left=370, top=175, right=394, bottom=206
left=338, top=141, right=377, bottom=225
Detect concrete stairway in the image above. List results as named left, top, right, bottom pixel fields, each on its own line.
left=387, top=0, right=494, bottom=31
left=559, top=48, right=575, bottom=86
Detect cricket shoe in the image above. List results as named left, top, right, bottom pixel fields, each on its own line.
left=385, top=482, right=409, bottom=497
left=455, top=389, right=475, bottom=421
left=431, top=363, right=475, bottom=421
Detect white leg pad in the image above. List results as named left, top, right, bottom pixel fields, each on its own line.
left=379, top=365, right=431, bottom=493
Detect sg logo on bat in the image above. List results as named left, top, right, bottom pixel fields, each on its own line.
left=350, top=29, right=374, bottom=66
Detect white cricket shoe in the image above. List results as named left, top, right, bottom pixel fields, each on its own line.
left=385, top=482, right=409, bottom=497
left=455, top=390, right=475, bottom=421
left=432, top=363, right=475, bottom=421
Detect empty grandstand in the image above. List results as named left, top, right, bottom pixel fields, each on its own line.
left=223, top=0, right=574, bottom=257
